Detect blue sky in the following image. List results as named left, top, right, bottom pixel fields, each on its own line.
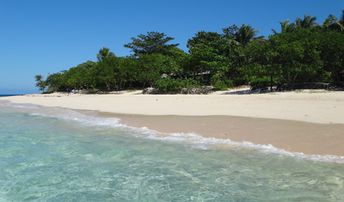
left=0, top=0, right=343, bottom=94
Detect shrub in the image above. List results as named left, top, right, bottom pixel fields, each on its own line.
left=250, top=77, right=271, bottom=90
left=211, top=80, right=227, bottom=90
left=211, top=73, right=233, bottom=90
left=154, top=78, right=199, bottom=93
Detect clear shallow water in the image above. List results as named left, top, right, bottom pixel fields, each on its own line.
left=0, top=101, right=344, bottom=201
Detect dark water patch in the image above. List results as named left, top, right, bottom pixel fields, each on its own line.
left=0, top=94, right=23, bottom=97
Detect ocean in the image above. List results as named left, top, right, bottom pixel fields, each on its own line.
left=0, top=100, right=343, bottom=201
left=0, top=94, right=22, bottom=97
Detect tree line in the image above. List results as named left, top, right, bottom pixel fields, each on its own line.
left=35, top=11, right=344, bottom=94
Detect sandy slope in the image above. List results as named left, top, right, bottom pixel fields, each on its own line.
left=2, top=91, right=344, bottom=124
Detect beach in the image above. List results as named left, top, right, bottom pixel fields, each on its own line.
left=3, top=1, right=344, bottom=200
left=1, top=90, right=344, bottom=156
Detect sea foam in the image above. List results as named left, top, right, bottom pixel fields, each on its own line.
left=2, top=100, right=344, bottom=164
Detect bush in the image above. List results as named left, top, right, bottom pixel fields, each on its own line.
left=211, top=73, right=233, bottom=90
left=212, top=80, right=227, bottom=90
left=154, top=78, right=199, bottom=93
left=250, top=77, right=271, bottom=90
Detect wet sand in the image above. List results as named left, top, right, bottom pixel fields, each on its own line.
left=112, top=114, right=344, bottom=156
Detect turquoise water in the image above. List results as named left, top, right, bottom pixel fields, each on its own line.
left=0, top=101, right=344, bottom=201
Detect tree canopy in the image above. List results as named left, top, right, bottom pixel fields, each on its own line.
left=124, top=32, right=179, bottom=56
left=36, top=10, right=344, bottom=94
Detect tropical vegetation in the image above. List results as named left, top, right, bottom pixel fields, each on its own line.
left=35, top=11, right=344, bottom=94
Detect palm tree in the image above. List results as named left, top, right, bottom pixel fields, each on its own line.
left=35, top=74, right=43, bottom=82
left=337, top=10, right=344, bottom=30
left=97, top=47, right=115, bottom=62
left=35, top=75, right=46, bottom=92
left=280, top=20, right=290, bottom=33
left=323, top=15, right=337, bottom=28
left=295, top=15, right=317, bottom=29
left=272, top=20, right=297, bottom=34
left=235, top=24, right=256, bottom=45
left=323, top=15, right=344, bottom=31
left=323, top=12, right=344, bottom=32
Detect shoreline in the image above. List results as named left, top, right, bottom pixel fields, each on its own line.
left=1, top=91, right=344, bottom=156
left=110, top=113, right=344, bottom=156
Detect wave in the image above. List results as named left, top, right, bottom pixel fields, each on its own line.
left=2, top=100, right=344, bottom=164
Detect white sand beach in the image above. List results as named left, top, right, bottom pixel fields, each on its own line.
left=2, top=90, right=344, bottom=155
left=2, top=90, right=344, bottom=124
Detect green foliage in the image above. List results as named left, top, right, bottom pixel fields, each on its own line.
left=269, top=29, right=326, bottom=85
left=97, top=55, right=119, bottom=90
left=137, top=53, right=182, bottom=87
left=34, top=75, right=46, bottom=92
left=64, top=61, right=96, bottom=90
left=97, top=47, right=115, bottom=62
left=211, top=73, right=231, bottom=90
left=212, top=80, right=229, bottom=90
left=36, top=10, right=344, bottom=94
left=186, top=31, right=230, bottom=84
left=235, top=24, right=257, bottom=45
left=295, top=15, right=318, bottom=29
left=319, top=31, right=344, bottom=85
left=250, top=77, right=272, bottom=90
left=116, top=57, right=140, bottom=89
left=124, top=32, right=179, bottom=56
left=45, top=72, right=67, bottom=92
left=154, top=78, right=199, bottom=93
left=223, top=24, right=257, bottom=45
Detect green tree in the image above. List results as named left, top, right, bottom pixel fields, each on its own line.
left=64, top=61, right=96, bottom=91
left=222, top=25, right=261, bottom=84
left=243, top=39, right=280, bottom=90
left=223, top=24, right=257, bottom=45
left=235, top=24, right=257, bottom=45
left=137, top=53, right=181, bottom=87
left=272, top=20, right=296, bottom=34
left=116, top=57, right=140, bottom=89
left=124, top=32, right=179, bottom=56
left=269, top=29, right=326, bottom=86
left=97, top=47, right=115, bottom=62
left=94, top=52, right=118, bottom=91
left=37, top=11, right=344, bottom=93
left=323, top=14, right=344, bottom=32
left=45, top=72, right=67, bottom=92
left=320, top=31, right=344, bottom=85
left=295, top=15, right=318, bottom=29
left=187, top=31, right=229, bottom=83
left=34, top=75, right=47, bottom=92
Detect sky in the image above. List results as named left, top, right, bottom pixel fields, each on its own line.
left=0, top=0, right=343, bottom=94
